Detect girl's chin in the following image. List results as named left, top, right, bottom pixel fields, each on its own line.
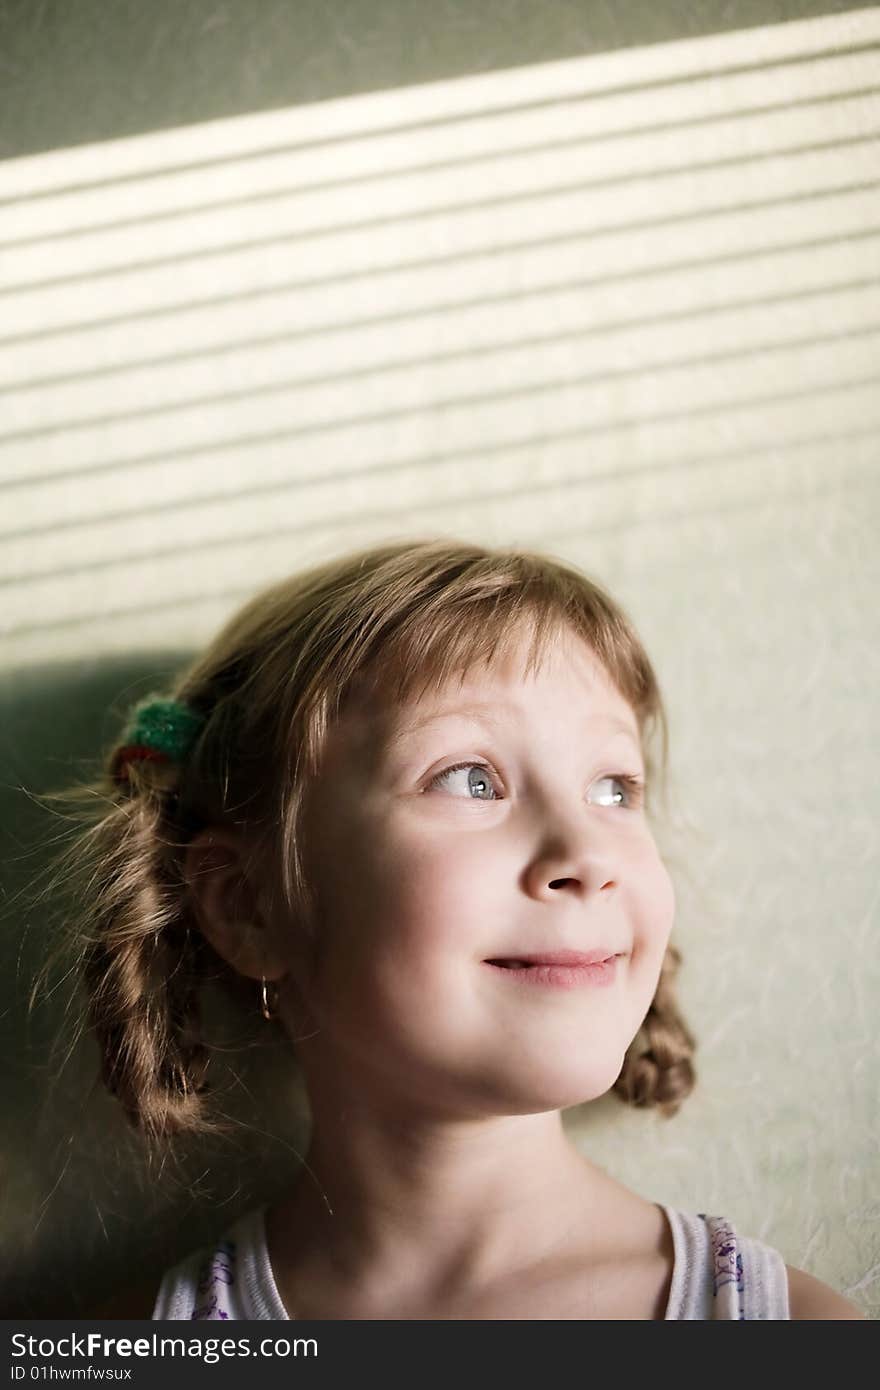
left=466, top=1064, right=628, bottom=1117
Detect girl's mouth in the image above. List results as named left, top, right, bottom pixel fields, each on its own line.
left=483, top=955, right=621, bottom=989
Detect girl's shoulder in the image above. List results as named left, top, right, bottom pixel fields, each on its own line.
left=785, top=1263, right=865, bottom=1320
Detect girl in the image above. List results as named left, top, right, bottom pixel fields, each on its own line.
left=40, top=538, right=861, bottom=1320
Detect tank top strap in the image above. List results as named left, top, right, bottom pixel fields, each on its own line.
left=662, top=1206, right=790, bottom=1319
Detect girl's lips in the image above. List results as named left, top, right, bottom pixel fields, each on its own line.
left=483, top=955, right=622, bottom=989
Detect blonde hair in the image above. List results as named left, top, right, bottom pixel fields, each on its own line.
left=31, top=538, right=696, bottom=1173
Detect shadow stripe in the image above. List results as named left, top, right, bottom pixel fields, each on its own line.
left=3, top=455, right=878, bottom=628
left=1, top=178, right=877, bottom=348
left=2, top=418, right=878, bottom=566
left=2, top=37, right=878, bottom=208
left=3, top=307, right=880, bottom=445
left=4, top=82, right=879, bottom=251
left=1, top=366, right=877, bottom=495
left=4, top=259, right=879, bottom=398
left=3, top=130, right=878, bottom=297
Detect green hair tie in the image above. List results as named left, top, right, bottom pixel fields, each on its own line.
left=111, top=693, right=206, bottom=784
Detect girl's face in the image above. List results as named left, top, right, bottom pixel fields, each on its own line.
left=289, top=624, right=675, bottom=1116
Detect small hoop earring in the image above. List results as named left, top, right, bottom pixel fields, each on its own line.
left=260, top=976, right=279, bottom=1022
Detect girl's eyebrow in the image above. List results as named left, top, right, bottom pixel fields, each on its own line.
left=384, top=702, right=640, bottom=752
left=385, top=702, right=507, bottom=751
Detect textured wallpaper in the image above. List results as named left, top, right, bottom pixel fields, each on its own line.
left=1, top=6, right=877, bottom=1317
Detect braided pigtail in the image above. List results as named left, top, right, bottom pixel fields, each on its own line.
left=613, top=943, right=697, bottom=1116
left=81, top=774, right=213, bottom=1144
left=30, top=699, right=236, bottom=1174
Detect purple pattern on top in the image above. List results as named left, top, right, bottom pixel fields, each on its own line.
left=702, top=1214, right=746, bottom=1319
left=191, top=1239, right=236, bottom=1320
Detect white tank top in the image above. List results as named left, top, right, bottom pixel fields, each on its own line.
left=151, top=1203, right=790, bottom=1319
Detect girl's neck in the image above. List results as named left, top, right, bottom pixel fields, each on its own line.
left=263, top=1106, right=649, bottom=1316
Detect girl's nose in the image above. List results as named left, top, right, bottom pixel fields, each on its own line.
left=523, top=822, right=618, bottom=903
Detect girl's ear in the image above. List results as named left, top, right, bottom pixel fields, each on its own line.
left=183, top=827, right=287, bottom=983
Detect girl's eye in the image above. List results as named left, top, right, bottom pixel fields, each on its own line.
left=427, top=763, right=644, bottom=808
left=428, top=761, right=500, bottom=800
left=588, top=774, right=645, bottom=810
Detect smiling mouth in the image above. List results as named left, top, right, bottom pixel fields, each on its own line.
left=482, top=954, right=622, bottom=989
